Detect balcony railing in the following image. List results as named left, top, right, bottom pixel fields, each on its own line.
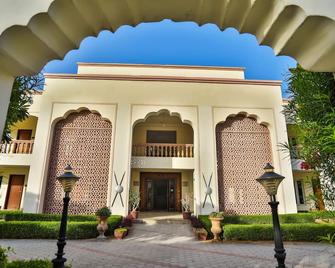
left=0, top=140, right=34, bottom=154
left=133, top=143, right=194, bottom=158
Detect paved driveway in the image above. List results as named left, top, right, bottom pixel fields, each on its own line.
left=2, top=221, right=335, bottom=268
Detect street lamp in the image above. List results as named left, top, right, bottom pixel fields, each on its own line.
left=257, top=163, right=286, bottom=268
left=52, top=165, right=80, bottom=268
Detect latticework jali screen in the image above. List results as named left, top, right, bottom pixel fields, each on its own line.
left=43, top=110, right=112, bottom=214
left=216, top=115, right=272, bottom=215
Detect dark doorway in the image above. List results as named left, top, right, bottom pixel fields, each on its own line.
left=140, top=172, right=181, bottom=211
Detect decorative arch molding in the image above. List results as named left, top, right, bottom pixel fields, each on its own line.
left=51, top=106, right=112, bottom=127
left=0, top=0, right=335, bottom=75
left=131, top=106, right=197, bottom=129
left=132, top=108, right=193, bottom=129
left=215, top=111, right=270, bottom=129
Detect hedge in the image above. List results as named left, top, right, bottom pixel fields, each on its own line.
left=224, top=223, right=335, bottom=241
left=199, top=211, right=335, bottom=226
left=0, top=216, right=121, bottom=239
left=7, top=259, right=71, bottom=268
left=0, top=210, right=22, bottom=220
left=4, top=213, right=97, bottom=222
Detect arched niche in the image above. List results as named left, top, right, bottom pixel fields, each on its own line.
left=215, top=113, right=272, bottom=215
left=43, top=109, right=113, bottom=214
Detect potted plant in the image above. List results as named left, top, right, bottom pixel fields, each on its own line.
left=209, top=211, right=224, bottom=242
left=181, top=194, right=192, bottom=219
left=128, top=191, right=140, bottom=219
left=95, top=206, right=111, bottom=239
left=114, top=228, right=128, bottom=240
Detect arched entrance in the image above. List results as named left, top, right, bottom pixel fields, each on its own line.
left=216, top=114, right=272, bottom=215
left=131, top=110, right=194, bottom=212
left=43, top=109, right=112, bottom=214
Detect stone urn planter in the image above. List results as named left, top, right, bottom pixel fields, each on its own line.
left=209, top=212, right=224, bottom=242
left=114, top=228, right=128, bottom=240
left=95, top=206, right=111, bottom=239
left=97, top=216, right=109, bottom=239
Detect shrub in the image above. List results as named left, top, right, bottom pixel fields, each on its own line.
left=0, top=216, right=121, bottom=239
left=190, top=216, right=204, bottom=228
left=209, top=212, right=224, bottom=219
left=0, top=210, right=22, bottom=220
left=224, top=223, right=335, bottom=241
left=4, top=213, right=96, bottom=222
left=120, top=218, right=132, bottom=228
left=7, top=259, right=53, bottom=268
left=95, top=206, right=111, bottom=218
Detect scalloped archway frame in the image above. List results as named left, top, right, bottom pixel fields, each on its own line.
left=0, top=0, right=334, bottom=135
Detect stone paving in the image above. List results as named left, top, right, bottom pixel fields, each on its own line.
left=1, top=217, right=335, bottom=268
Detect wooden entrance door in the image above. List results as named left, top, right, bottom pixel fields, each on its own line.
left=140, top=172, right=181, bottom=212
left=5, top=175, right=25, bottom=209
left=17, top=129, right=32, bottom=140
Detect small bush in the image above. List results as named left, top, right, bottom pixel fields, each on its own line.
left=190, top=216, right=204, bottom=228
left=7, top=259, right=53, bottom=268
left=0, top=216, right=121, bottom=239
left=95, top=206, right=111, bottom=218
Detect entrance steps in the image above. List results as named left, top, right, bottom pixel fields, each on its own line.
left=136, top=212, right=189, bottom=225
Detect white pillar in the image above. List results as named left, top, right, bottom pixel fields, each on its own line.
left=0, top=71, right=14, bottom=138
left=274, top=105, right=298, bottom=214
left=109, top=103, right=132, bottom=216
left=23, top=99, right=53, bottom=212
left=198, top=106, right=219, bottom=215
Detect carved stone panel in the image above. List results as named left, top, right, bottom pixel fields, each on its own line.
left=216, top=115, right=272, bottom=215
left=43, top=110, right=112, bottom=214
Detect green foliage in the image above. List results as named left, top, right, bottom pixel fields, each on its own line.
left=4, top=213, right=97, bottom=222
left=0, top=210, right=22, bottom=220
left=7, top=259, right=53, bottom=268
left=199, top=212, right=335, bottom=240
left=284, top=66, right=335, bottom=207
left=115, top=227, right=128, bottom=233
left=95, top=206, right=111, bottom=217
left=0, top=246, right=13, bottom=267
left=224, top=224, right=335, bottom=241
left=318, top=233, right=335, bottom=244
left=0, top=216, right=121, bottom=239
left=128, top=191, right=140, bottom=211
left=209, top=211, right=224, bottom=219
left=2, top=74, right=44, bottom=141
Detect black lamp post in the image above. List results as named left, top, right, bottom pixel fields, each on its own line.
left=52, top=165, right=80, bottom=268
left=257, top=163, right=286, bottom=268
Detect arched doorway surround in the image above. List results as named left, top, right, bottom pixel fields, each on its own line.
left=216, top=114, right=272, bottom=215
left=43, top=109, right=113, bottom=214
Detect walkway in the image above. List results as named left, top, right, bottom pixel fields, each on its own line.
left=2, top=215, right=335, bottom=267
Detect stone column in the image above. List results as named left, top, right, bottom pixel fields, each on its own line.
left=109, top=103, right=132, bottom=216
left=23, top=99, right=53, bottom=212
left=198, top=106, right=219, bottom=215
left=0, top=71, right=14, bottom=138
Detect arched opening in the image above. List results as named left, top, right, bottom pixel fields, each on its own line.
left=215, top=114, right=272, bottom=215
left=43, top=109, right=112, bottom=214
left=130, top=110, right=194, bottom=213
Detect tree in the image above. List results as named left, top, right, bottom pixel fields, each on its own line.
left=284, top=66, right=335, bottom=208
left=2, top=74, right=44, bottom=142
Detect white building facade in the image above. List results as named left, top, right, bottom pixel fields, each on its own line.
left=0, top=63, right=298, bottom=216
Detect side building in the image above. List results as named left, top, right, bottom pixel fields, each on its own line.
left=1, top=63, right=300, bottom=216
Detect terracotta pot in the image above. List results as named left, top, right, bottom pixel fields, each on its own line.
left=209, top=217, right=223, bottom=241
left=114, top=229, right=127, bottom=240
left=97, top=216, right=109, bottom=239
left=182, top=211, right=191, bottom=220
left=130, top=210, right=139, bottom=219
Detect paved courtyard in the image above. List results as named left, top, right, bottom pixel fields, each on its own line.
left=2, top=218, right=335, bottom=268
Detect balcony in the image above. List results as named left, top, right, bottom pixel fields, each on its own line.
left=0, top=140, right=34, bottom=166
left=131, top=143, right=194, bottom=169
left=0, top=140, right=34, bottom=154
left=133, top=143, right=194, bottom=158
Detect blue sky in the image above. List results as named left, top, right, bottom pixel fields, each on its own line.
left=43, top=20, right=296, bottom=95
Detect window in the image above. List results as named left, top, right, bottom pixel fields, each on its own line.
left=17, top=129, right=32, bottom=140
left=146, top=130, right=176, bottom=143
left=294, top=180, right=305, bottom=205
